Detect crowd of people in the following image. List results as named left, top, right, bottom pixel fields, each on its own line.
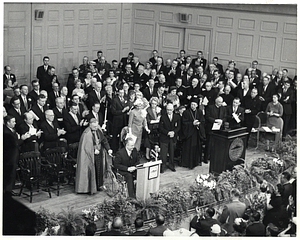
left=3, top=49, right=297, bottom=197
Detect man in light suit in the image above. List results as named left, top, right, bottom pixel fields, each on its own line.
left=159, top=103, right=181, bottom=173
left=219, top=189, right=246, bottom=234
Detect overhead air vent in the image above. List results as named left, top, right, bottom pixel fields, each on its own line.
left=35, top=10, right=44, bottom=21
left=179, top=13, right=191, bottom=23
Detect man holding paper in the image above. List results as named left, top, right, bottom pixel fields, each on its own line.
left=226, top=97, right=244, bottom=129
left=204, top=96, right=227, bottom=162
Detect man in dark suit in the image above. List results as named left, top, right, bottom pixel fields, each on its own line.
left=212, top=57, right=224, bottom=76
left=245, top=60, right=262, bottom=79
left=78, top=56, right=90, bottom=78
left=190, top=207, right=221, bottom=236
left=120, top=64, right=135, bottom=89
left=87, top=82, right=105, bottom=110
left=134, top=65, right=149, bottom=90
left=175, top=78, right=187, bottom=105
left=119, top=52, right=134, bottom=73
left=155, top=57, right=165, bottom=75
left=153, top=84, right=167, bottom=108
left=36, top=56, right=52, bottom=90
left=249, top=69, right=260, bottom=90
left=3, top=65, right=18, bottom=89
left=28, top=80, right=40, bottom=104
left=93, top=50, right=103, bottom=65
left=258, top=75, right=276, bottom=111
left=111, top=89, right=130, bottom=152
left=218, top=188, right=246, bottom=235
left=66, top=68, right=83, bottom=98
left=48, top=82, right=61, bottom=109
left=149, top=214, right=168, bottom=236
left=100, top=217, right=127, bottom=236
left=166, top=60, right=180, bottom=86
left=18, top=84, right=32, bottom=111
left=131, top=217, right=148, bottom=236
left=159, top=103, right=181, bottom=172
left=149, top=50, right=159, bottom=69
left=182, top=67, right=194, bottom=87
left=205, top=96, right=227, bottom=162
left=192, top=51, right=207, bottom=69
left=114, top=138, right=139, bottom=198
left=3, top=115, right=25, bottom=194
left=40, top=109, right=66, bottom=151
left=132, top=56, right=143, bottom=74
left=52, top=96, right=68, bottom=129
left=18, top=112, right=43, bottom=153
left=280, top=171, right=293, bottom=207
left=226, top=97, right=244, bottom=129
left=30, top=94, right=49, bottom=128
left=238, top=77, right=251, bottom=106
left=86, top=102, right=103, bottom=127
left=243, top=88, right=261, bottom=147
left=202, top=82, right=218, bottom=106
left=64, top=102, right=88, bottom=144
left=8, top=96, right=26, bottom=133
left=95, top=56, right=111, bottom=75
left=246, top=212, right=266, bottom=236
left=143, top=79, right=156, bottom=101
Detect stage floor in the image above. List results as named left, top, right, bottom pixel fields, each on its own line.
left=14, top=146, right=265, bottom=214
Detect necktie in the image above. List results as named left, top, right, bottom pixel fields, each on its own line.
left=73, top=113, right=79, bottom=125
left=7, top=74, right=10, bottom=79
left=40, top=106, right=44, bottom=113
left=169, top=114, right=172, bottom=122
left=150, top=88, right=152, bottom=95
left=97, top=91, right=100, bottom=100
left=17, top=109, right=21, bottom=115
left=44, top=66, right=47, bottom=71
left=23, top=97, right=28, bottom=110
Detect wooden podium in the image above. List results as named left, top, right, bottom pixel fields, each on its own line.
left=209, top=127, right=248, bottom=174
left=136, top=160, right=162, bottom=201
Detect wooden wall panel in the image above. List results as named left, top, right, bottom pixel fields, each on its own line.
left=133, top=23, right=154, bottom=46
left=281, top=38, right=297, bottom=63
left=236, top=34, right=253, bottom=58
left=215, top=32, right=232, bottom=55
left=258, top=36, right=276, bottom=60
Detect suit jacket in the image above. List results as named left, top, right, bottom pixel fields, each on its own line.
left=100, top=230, right=127, bottom=236
left=214, top=63, right=224, bottom=75
left=191, top=58, right=207, bottom=69
left=182, top=74, right=194, bottom=87
left=40, top=120, right=60, bottom=150
left=205, top=104, right=227, bottom=133
left=66, top=74, right=84, bottom=97
left=134, top=72, right=149, bottom=90
left=243, top=95, right=262, bottom=126
left=30, top=103, right=48, bottom=128
left=96, top=62, right=111, bottom=73
left=28, top=90, right=40, bottom=104
left=18, top=95, right=33, bottom=111
left=202, top=89, right=218, bottom=106
left=219, top=93, right=234, bottom=107
left=166, top=68, right=181, bottom=86
left=249, top=77, right=260, bottom=89
left=64, top=112, right=82, bottom=143
left=48, top=90, right=60, bottom=109
left=53, top=107, right=68, bottom=129
left=132, top=62, right=143, bottom=74
left=8, top=107, right=26, bottom=133
left=190, top=215, right=221, bottom=236
left=238, top=88, right=251, bottom=106
left=36, top=65, right=51, bottom=82
left=143, top=87, right=157, bottom=101
left=258, top=83, right=276, bottom=111
left=226, top=106, right=244, bottom=129
left=114, top=147, right=139, bottom=172
left=119, top=57, right=134, bottom=73
left=278, top=87, right=294, bottom=115
left=155, top=65, right=166, bottom=75
left=149, top=225, right=168, bottom=236
left=245, top=68, right=261, bottom=79
left=3, top=73, right=17, bottom=88
left=159, top=112, right=181, bottom=144
left=246, top=222, right=266, bottom=236
left=18, top=122, right=40, bottom=152
left=219, top=200, right=246, bottom=234
left=111, top=96, right=128, bottom=128
left=85, top=111, right=103, bottom=126
left=87, top=90, right=105, bottom=110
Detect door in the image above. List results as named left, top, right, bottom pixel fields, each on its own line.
left=158, top=26, right=184, bottom=60
left=184, top=28, right=211, bottom=60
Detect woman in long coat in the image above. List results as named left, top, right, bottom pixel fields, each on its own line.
left=181, top=98, right=206, bottom=169
left=75, top=118, right=112, bottom=194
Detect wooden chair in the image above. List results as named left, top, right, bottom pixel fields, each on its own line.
left=66, top=142, right=79, bottom=185
left=18, top=151, right=52, bottom=203
left=44, top=147, right=73, bottom=196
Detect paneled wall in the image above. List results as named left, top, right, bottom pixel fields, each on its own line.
left=4, top=3, right=132, bottom=85
left=131, top=3, right=297, bottom=77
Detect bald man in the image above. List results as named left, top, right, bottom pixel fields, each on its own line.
left=100, top=217, right=127, bottom=236
left=87, top=81, right=105, bottom=110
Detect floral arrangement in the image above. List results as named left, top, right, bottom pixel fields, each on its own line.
left=82, top=206, right=99, bottom=224
left=35, top=207, right=59, bottom=235
left=196, top=174, right=217, bottom=189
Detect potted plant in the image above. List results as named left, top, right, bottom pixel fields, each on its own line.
left=35, top=207, right=59, bottom=235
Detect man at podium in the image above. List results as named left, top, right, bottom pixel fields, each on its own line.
left=114, top=137, right=139, bottom=198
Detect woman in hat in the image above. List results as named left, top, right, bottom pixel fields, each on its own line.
left=128, top=98, right=151, bottom=151
left=181, top=97, right=206, bottom=169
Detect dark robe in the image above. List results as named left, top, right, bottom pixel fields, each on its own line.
left=75, top=127, right=110, bottom=194
left=181, top=108, right=205, bottom=169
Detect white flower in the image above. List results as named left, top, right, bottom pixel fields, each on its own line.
left=196, top=174, right=201, bottom=183
left=82, top=209, right=90, bottom=215
left=94, top=215, right=98, bottom=222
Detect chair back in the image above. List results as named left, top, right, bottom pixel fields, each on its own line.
left=68, top=142, right=79, bottom=159
left=257, top=111, right=268, bottom=127
left=19, top=151, right=41, bottom=178
left=44, top=147, right=68, bottom=171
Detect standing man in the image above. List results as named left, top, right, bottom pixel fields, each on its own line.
left=19, top=84, right=32, bottom=111
left=30, top=94, right=49, bottom=128
left=87, top=82, right=105, bottom=110
left=226, top=97, right=244, bottom=129
left=243, top=88, right=261, bottom=147
left=159, top=103, right=181, bottom=173
left=66, top=68, right=83, bottom=98
left=119, top=52, right=134, bottom=73
left=36, top=56, right=51, bottom=91
left=8, top=96, right=26, bottom=132
left=78, top=56, right=90, bottom=78
left=48, top=82, right=61, bottom=109
left=258, top=75, right=276, bottom=111
left=52, top=97, right=68, bottom=129
left=28, top=80, right=40, bottom=104
left=3, top=65, right=18, bottom=89
left=192, top=51, right=207, bottom=69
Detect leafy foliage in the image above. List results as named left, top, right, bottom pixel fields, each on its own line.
left=189, top=182, right=216, bottom=207
left=35, top=207, right=59, bottom=235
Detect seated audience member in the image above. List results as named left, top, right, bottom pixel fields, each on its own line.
left=53, top=97, right=68, bottom=129
left=190, top=207, right=221, bottom=236
left=182, top=67, right=194, bottom=87
left=119, top=52, right=134, bottom=73
left=100, top=217, right=127, bottom=236
left=85, top=223, right=97, bottom=236
left=114, top=137, right=139, bottom=198
left=226, top=60, right=239, bottom=78
left=64, top=102, right=88, bottom=144
left=131, top=217, right=148, bottom=236
left=202, top=81, right=218, bottom=106
left=149, top=214, right=168, bottom=236
left=111, top=59, right=122, bottom=78
left=60, top=87, right=69, bottom=108
left=8, top=96, right=26, bottom=132
left=226, top=97, right=244, bottom=129
left=238, top=76, right=251, bottom=105
left=219, top=85, right=234, bottom=106
left=40, top=109, right=66, bottom=151
left=212, top=57, right=224, bottom=75
left=48, top=82, right=60, bottom=109
left=246, top=211, right=266, bottom=236
left=277, top=217, right=297, bottom=237
left=72, top=79, right=85, bottom=100
left=249, top=69, right=260, bottom=89
left=218, top=188, right=246, bottom=234
left=19, top=112, right=42, bottom=153
left=71, top=94, right=89, bottom=118
left=28, top=80, right=41, bottom=104
left=153, top=83, right=167, bottom=108
left=186, top=78, right=201, bottom=103
left=231, top=218, right=247, bottom=236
